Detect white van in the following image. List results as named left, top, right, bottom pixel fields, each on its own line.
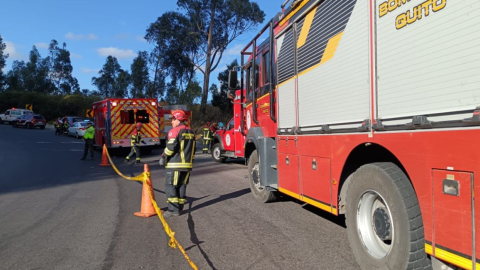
left=0, top=108, right=34, bottom=124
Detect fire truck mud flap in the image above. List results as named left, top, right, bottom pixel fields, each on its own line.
left=345, top=162, right=431, bottom=269
left=246, top=128, right=278, bottom=189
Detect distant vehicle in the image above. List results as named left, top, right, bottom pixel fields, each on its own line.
left=12, top=114, right=46, bottom=129
left=64, top=116, right=85, bottom=126
left=0, top=108, right=33, bottom=124
left=68, top=122, right=90, bottom=138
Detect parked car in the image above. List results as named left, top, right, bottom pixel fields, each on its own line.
left=12, top=114, right=46, bottom=129
left=68, top=121, right=90, bottom=138
left=63, top=116, right=85, bottom=126
left=0, top=108, right=33, bottom=124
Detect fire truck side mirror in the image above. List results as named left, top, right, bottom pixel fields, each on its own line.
left=228, top=70, right=238, bottom=90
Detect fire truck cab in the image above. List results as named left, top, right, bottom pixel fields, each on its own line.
left=211, top=90, right=246, bottom=162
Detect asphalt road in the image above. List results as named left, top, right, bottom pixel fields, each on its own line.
left=0, top=123, right=360, bottom=270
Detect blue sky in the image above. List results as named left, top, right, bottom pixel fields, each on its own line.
left=0, top=0, right=280, bottom=96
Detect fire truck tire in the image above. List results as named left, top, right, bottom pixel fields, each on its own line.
left=248, top=150, right=277, bottom=203
left=345, top=162, right=431, bottom=270
left=211, top=143, right=226, bottom=163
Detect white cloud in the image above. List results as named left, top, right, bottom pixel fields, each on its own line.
left=136, top=35, right=147, bottom=43
left=96, top=47, right=137, bottom=59
left=226, top=44, right=245, bottom=56
left=70, top=53, right=82, bottom=59
left=81, top=68, right=100, bottom=74
left=115, top=33, right=130, bottom=39
left=34, top=42, right=49, bottom=49
left=4, top=41, right=26, bottom=60
left=65, top=32, right=98, bottom=40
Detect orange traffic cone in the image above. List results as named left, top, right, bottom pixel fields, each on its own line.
left=134, top=164, right=157, bottom=218
left=99, top=145, right=111, bottom=167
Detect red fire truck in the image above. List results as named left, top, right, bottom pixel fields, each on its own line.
left=92, top=98, right=160, bottom=149
left=211, top=90, right=246, bottom=162
left=228, top=0, right=480, bottom=269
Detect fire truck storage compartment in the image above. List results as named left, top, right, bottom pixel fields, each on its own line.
left=276, top=0, right=370, bottom=130
left=432, top=170, right=474, bottom=268
left=299, top=156, right=332, bottom=212
left=376, top=0, right=480, bottom=120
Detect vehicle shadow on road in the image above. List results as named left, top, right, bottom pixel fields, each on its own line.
left=275, top=194, right=347, bottom=229
left=180, top=188, right=250, bottom=270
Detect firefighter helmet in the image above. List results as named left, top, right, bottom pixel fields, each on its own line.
left=171, top=109, right=187, bottom=121
left=136, top=122, right=142, bottom=129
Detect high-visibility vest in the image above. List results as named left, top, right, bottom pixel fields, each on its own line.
left=202, top=127, right=212, bottom=140
left=84, top=126, right=95, bottom=139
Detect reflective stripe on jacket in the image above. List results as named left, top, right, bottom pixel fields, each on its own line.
left=202, top=128, right=212, bottom=140
left=84, top=126, right=95, bottom=139
left=164, top=123, right=195, bottom=171
left=131, top=132, right=141, bottom=146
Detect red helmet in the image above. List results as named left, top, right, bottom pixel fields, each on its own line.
left=136, top=122, right=142, bottom=129
left=171, top=109, right=187, bottom=121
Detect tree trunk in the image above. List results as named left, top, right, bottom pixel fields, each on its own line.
left=201, top=2, right=216, bottom=115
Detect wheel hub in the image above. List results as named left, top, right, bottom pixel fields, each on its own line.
left=251, top=164, right=260, bottom=186
left=373, top=207, right=391, bottom=240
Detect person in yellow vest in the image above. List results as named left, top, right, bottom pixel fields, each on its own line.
left=80, top=122, right=95, bottom=160
left=202, top=122, right=212, bottom=154
left=125, top=122, right=143, bottom=164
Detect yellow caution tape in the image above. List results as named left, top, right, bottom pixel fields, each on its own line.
left=103, top=145, right=198, bottom=270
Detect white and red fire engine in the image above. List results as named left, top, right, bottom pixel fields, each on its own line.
left=92, top=98, right=160, bottom=149
left=211, top=90, right=246, bottom=162
left=228, top=0, right=480, bottom=269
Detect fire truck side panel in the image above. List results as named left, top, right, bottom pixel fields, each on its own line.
left=299, top=156, right=332, bottom=213
left=432, top=170, right=473, bottom=268
left=376, top=0, right=480, bottom=119
left=297, top=0, right=370, bottom=127
left=276, top=27, right=297, bottom=129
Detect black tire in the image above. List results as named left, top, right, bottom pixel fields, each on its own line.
left=76, top=132, right=79, bottom=139
left=248, top=150, right=277, bottom=203
left=40, top=126, right=45, bottom=130
left=345, top=163, right=431, bottom=270
left=211, top=143, right=226, bottom=163
left=12, top=122, right=17, bottom=128
left=27, top=123, right=32, bottom=129
left=0, top=120, right=3, bottom=124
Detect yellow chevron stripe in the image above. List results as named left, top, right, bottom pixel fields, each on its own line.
left=279, top=0, right=311, bottom=27
left=297, top=31, right=344, bottom=77
left=297, top=6, right=317, bottom=48
left=278, top=187, right=337, bottom=214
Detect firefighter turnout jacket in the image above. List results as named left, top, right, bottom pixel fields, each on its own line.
left=163, top=123, right=195, bottom=171
left=131, top=130, right=142, bottom=146
left=202, top=127, right=212, bottom=141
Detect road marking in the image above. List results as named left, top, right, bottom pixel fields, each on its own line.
left=36, top=142, right=52, bottom=144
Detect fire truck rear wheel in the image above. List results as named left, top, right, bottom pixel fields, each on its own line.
left=211, top=143, right=226, bottom=163
left=248, top=150, right=276, bottom=203
left=345, top=162, right=431, bottom=270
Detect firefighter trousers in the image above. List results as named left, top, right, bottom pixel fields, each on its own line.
left=165, top=170, right=190, bottom=214
left=126, top=144, right=140, bottom=161
left=202, top=139, right=211, bottom=153
left=82, top=139, right=94, bottom=158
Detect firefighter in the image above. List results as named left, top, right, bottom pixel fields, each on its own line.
left=125, top=122, right=143, bottom=164
left=54, top=117, right=62, bottom=136
left=202, top=122, right=212, bottom=154
left=80, top=122, right=95, bottom=160
left=62, top=116, right=69, bottom=135
left=158, top=109, right=195, bottom=217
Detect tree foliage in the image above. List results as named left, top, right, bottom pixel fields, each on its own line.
left=0, top=35, right=8, bottom=90
left=146, top=0, right=265, bottom=113
left=92, top=56, right=131, bottom=98
left=130, top=51, right=150, bottom=98
left=48, top=40, right=79, bottom=94
left=211, top=59, right=237, bottom=116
